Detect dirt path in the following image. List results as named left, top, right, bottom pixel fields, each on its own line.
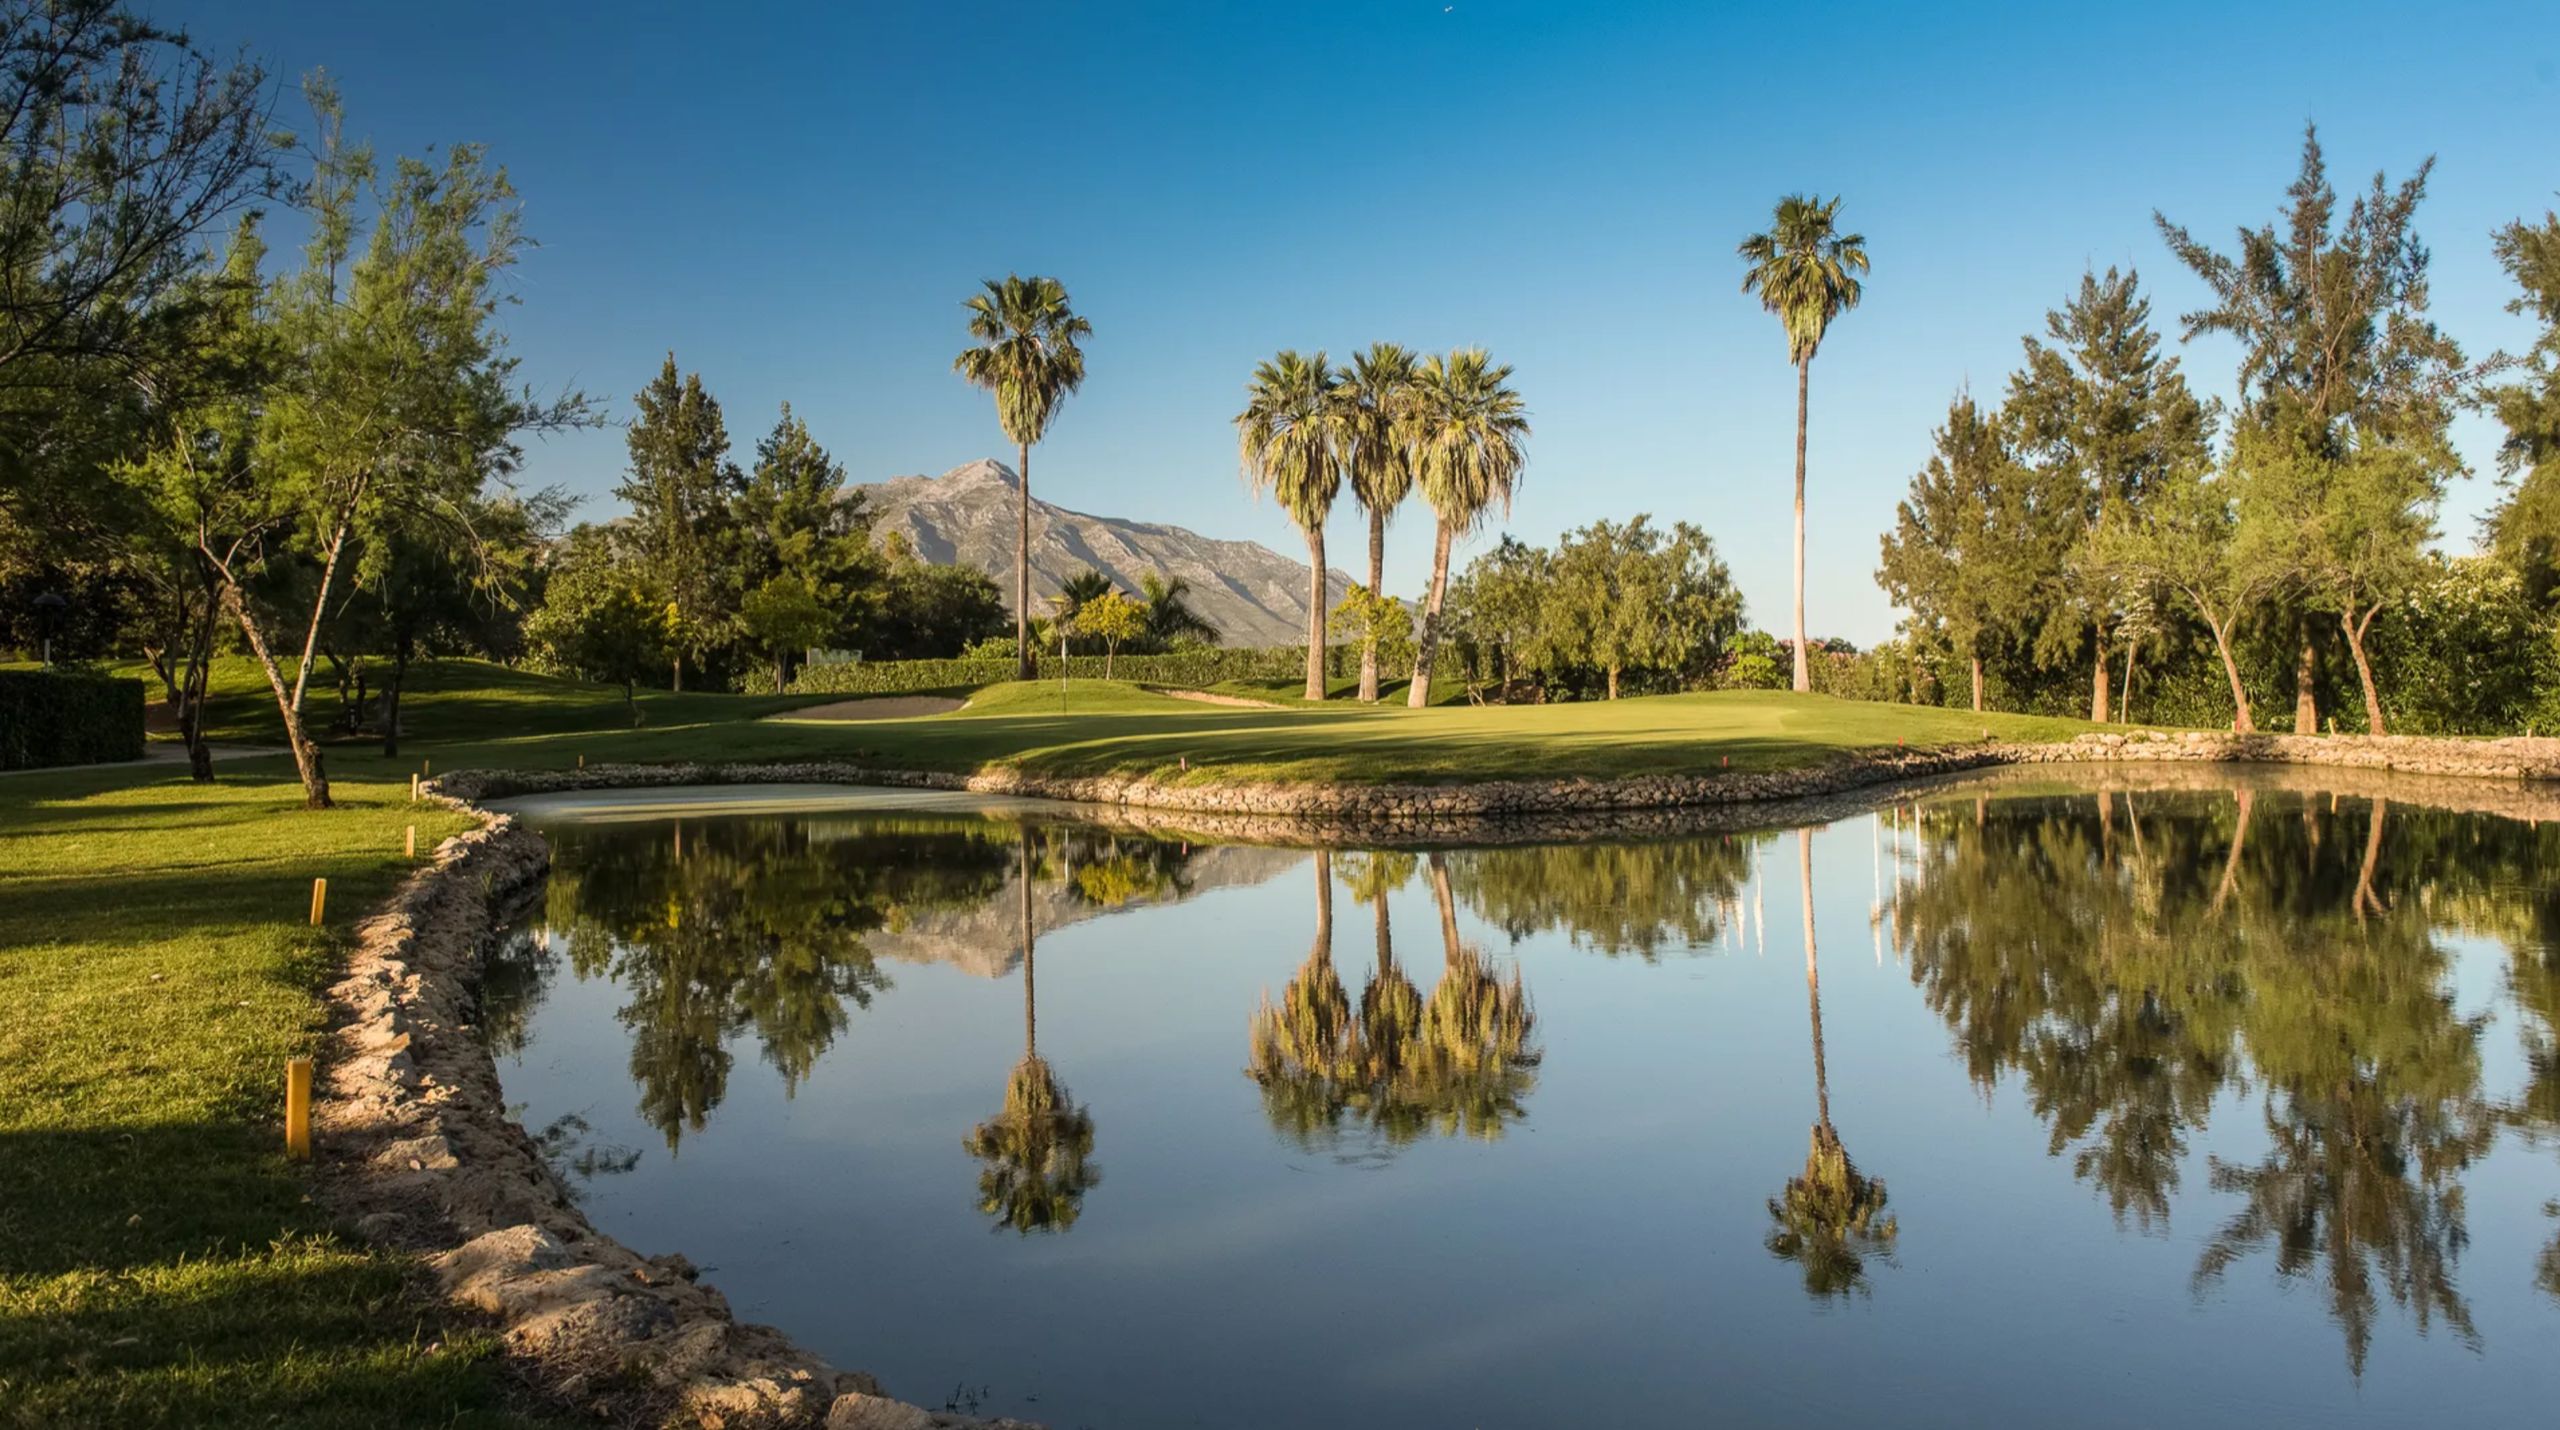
left=772, top=695, right=967, bottom=721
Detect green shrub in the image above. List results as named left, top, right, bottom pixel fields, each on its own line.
left=0, top=669, right=145, bottom=769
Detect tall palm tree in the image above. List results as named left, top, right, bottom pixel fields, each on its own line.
left=1406, top=349, right=1530, bottom=707
left=1339, top=343, right=1420, bottom=702
left=1739, top=196, right=1868, bottom=693
left=953, top=275, right=1092, bottom=681
left=1236, top=350, right=1347, bottom=701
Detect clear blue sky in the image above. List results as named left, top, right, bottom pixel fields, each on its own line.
left=180, top=0, right=2559, bottom=644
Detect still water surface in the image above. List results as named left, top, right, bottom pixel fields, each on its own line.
left=486, top=777, right=2560, bottom=1428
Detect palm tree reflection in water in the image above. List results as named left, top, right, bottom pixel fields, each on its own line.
left=964, top=828, right=1100, bottom=1234
left=1767, top=827, right=1898, bottom=1297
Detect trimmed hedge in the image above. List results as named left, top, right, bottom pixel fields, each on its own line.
left=788, top=646, right=1460, bottom=697
left=0, top=669, right=145, bottom=770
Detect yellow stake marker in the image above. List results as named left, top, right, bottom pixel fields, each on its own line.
left=409, top=773, right=419, bottom=802
left=308, top=877, right=327, bottom=926
left=404, top=825, right=417, bottom=858
left=421, top=757, right=430, bottom=777
left=577, top=753, right=585, bottom=769
left=285, top=1056, right=312, bottom=1160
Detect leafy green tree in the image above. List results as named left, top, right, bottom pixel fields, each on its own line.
left=1407, top=349, right=1529, bottom=707
left=866, top=533, right=1009, bottom=659
left=133, top=86, right=584, bottom=807
left=1740, top=194, right=1868, bottom=693
left=2003, top=269, right=2212, bottom=718
left=2278, top=439, right=2442, bottom=733
left=2094, top=446, right=2292, bottom=732
left=616, top=355, right=740, bottom=693
left=1338, top=343, right=1419, bottom=700
left=1446, top=535, right=1553, bottom=692
left=1236, top=349, right=1346, bottom=700
left=1071, top=586, right=1143, bottom=677
left=1548, top=516, right=1743, bottom=698
left=1331, top=584, right=1411, bottom=692
left=953, top=275, right=1091, bottom=679
left=2483, top=207, right=2560, bottom=600
left=739, top=573, right=834, bottom=691
left=524, top=526, right=669, bottom=720
left=362, top=489, right=562, bottom=755
left=2157, top=127, right=2465, bottom=732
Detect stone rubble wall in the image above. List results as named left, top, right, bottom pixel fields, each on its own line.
left=318, top=799, right=1034, bottom=1430
left=344, top=726, right=2560, bottom=1427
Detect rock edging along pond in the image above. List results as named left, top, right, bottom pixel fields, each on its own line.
left=346, top=728, right=2560, bottom=1426
left=426, top=726, right=2560, bottom=831
left=317, top=800, right=1036, bottom=1430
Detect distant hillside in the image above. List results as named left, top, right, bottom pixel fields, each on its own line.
left=848, top=459, right=1354, bottom=648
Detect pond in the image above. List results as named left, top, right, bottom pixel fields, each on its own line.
left=484, top=775, right=2560, bottom=1429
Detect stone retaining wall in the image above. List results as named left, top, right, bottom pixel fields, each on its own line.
left=344, top=726, right=2560, bottom=1427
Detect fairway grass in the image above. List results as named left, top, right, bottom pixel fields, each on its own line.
left=1, top=664, right=2097, bottom=1425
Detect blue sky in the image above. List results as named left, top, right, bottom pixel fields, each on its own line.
left=181, top=1, right=2559, bottom=644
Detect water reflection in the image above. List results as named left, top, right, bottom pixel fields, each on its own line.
left=1769, top=827, right=1898, bottom=1297
left=1890, top=787, right=2552, bottom=1370
left=1246, top=851, right=1541, bottom=1150
left=485, top=781, right=2560, bottom=1425
left=963, top=828, right=1101, bottom=1234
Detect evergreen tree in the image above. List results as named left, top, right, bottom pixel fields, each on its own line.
left=2483, top=207, right=2560, bottom=599
left=2003, top=269, right=2211, bottom=719
left=615, top=355, right=742, bottom=691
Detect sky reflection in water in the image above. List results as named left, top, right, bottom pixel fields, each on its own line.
left=485, top=778, right=2560, bottom=1429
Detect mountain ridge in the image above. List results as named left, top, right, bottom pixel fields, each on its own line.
left=848, top=459, right=1355, bottom=648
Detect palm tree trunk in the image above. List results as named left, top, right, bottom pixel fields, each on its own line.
left=1373, top=886, right=1392, bottom=972
left=1970, top=655, right=1983, bottom=714
left=1313, top=851, right=1333, bottom=960
left=2090, top=624, right=2110, bottom=722
left=1429, top=852, right=1461, bottom=971
left=1360, top=508, right=1385, bottom=702
left=1016, top=441, right=1036, bottom=682
left=1408, top=519, right=1456, bottom=708
left=1798, top=828, right=1828, bottom=1130
left=1791, top=355, right=1811, bottom=694
left=1303, top=523, right=1327, bottom=702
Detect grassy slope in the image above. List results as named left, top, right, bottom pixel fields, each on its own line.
left=0, top=662, right=2095, bottom=1426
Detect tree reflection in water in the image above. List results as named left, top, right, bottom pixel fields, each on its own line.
left=533, top=815, right=1013, bottom=1150
left=1246, top=850, right=1540, bottom=1150
left=1890, top=785, right=2560, bottom=1370
left=1767, top=827, right=1897, bottom=1297
left=965, top=827, right=1101, bottom=1234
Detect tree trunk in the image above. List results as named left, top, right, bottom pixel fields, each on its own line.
left=1312, top=850, right=1333, bottom=960
left=1360, top=507, right=1385, bottom=703
left=1970, top=655, right=1983, bottom=713
left=2292, top=628, right=2318, bottom=734
left=2354, top=796, right=2388, bottom=918
left=382, top=637, right=409, bottom=758
left=1798, top=828, right=1828, bottom=1130
left=1607, top=664, right=1620, bottom=701
left=1407, top=519, right=1456, bottom=708
left=672, top=650, right=683, bottom=694
left=2342, top=607, right=2385, bottom=736
left=1791, top=356, right=1811, bottom=693
left=220, top=582, right=332, bottom=808
left=177, top=577, right=219, bottom=782
left=1016, top=441, right=1036, bottom=682
left=2196, top=610, right=2255, bottom=734
left=2118, top=636, right=2139, bottom=725
left=2212, top=788, right=2254, bottom=912
left=623, top=679, right=638, bottom=724
left=2090, top=625, right=2111, bottom=723
left=1303, top=523, right=1327, bottom=701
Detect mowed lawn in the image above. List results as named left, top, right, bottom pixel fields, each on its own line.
left=0, top=767, right=541, bottom=1427
left=0, top=660, right=2099, bottom=1426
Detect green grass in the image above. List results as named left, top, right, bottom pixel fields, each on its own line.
left=0, top=660, right=2102, bottom=1425
left=0, top=768, right=542, bottom=1428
